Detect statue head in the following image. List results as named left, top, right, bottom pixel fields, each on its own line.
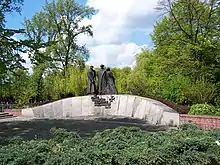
left=90, top=65, right=94, bottom=69
left=106, top=67, right=110, bottom=71
left=100, top=64, right=105, bottom=69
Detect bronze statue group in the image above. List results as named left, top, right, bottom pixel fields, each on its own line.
left=86, top=64, right=118, bottom=95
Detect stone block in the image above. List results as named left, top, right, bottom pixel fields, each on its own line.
left=117, top=95, right=128, bottom=116
left=53, top=100, right=63, bottom=118
left=44, top=103, right=54, bottom=118
left=134, top=99, right=147, bottom=119
left=71, top=96, right=82, bottom=117
left=33, top=106, right=44, bottom=118
left=92, top=106, right=103, bottom=116
left=147, top=104, right=163, bottom=125
left=81, top=96, right=92, bottom=116
left=161, top=111, right=179, bottom=126
left=22, top=108, right=34, bottom=117
left=144, top=102, right=156, bottom=123
left=131, top=96, right=142, bottom=118
left=124, top=95, right=135, bottom=117
left=62, top=98, right=73, bottom=118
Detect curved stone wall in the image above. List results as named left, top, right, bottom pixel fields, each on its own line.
left=22, top=95, right=179, bottom=126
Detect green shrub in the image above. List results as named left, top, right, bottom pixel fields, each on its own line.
left=0, top=126, right=220, bottom=165
left=214, top=82, right=220, bottom=107
left=179, top=123, right=201, bottom=130
left=184, top=81, right=216, bottom=104
left=189, top=104, right=220, bottom=116
left=161, top=74, right=191, bottom=104
left=50, top=127, right=81, bottom=143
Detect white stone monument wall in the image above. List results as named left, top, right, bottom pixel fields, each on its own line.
left=22, top=95, right=179, bottom=126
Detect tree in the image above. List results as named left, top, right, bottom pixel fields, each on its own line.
left=23, top=0, right=95, bottom=101
left=111, top=67, right=131, bottom=94
left=24, top=0, right=95, bottom=75
left=154, top=0, right=220, bottom=81
left=23, top=11, right=52, bottom=102
left=0, top=0, right=23, bottom=26
left=44, top=0, right=95, bottom=75
left=10, top=69, right=35, bottom=105
left=0, top=0, right=27, bottom=99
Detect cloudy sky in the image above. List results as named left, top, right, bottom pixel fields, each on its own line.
left=6, top=0, right=160, bottom=68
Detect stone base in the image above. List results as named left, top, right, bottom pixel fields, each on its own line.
left=22, top=95, right=179, bottom=126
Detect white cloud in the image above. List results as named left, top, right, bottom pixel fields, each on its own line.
left=87, top=43, right=148, bottom=68
left=77, top=0, right=158, bottom=68
left=21, top=52, right=33, bottom=73
left=19, top=0, right=158, bottom=71
left=21, top=48, right=46, bottom=73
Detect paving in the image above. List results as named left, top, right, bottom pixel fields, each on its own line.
left=0, top=116, right=167, bottom=145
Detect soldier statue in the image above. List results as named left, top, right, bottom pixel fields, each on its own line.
left=97, top=64, right=107, bottom=95
left=86, top=66, right=96, bottom=95
left=104, top=67, right=118, bottom=95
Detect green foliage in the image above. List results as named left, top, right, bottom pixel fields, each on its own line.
left=0, top=0, right=23, bottom=26
left=0, top=126, right=220, bottom=164
left=161, top=74, right=191, bottom=104
left=50, top=127, right=81, bottom=143
left=184, top=81, right=217, bottom=104
left=127, top=50, right=165, bottom=97
left=15, top=0, right=96, bottom=101
left=179, top=123, right=200, bottom=130
left=189, top=104, right=220, bottom=116
left=154, top=0, right=220, bottom=82
left=111, top=67, right=131, bottom=94
left=1, top=0, right=220, bottom=109
left=7, top=136, right=24, bottom=145
left=161, top=77, right=217, bottom=104
left=24, top=0, right=96, bottom=72
left=10, top=69, right=35, bottom=105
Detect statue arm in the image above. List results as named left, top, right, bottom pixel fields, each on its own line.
left=111, top=72, right=116, bottom=84
left=94, top=71, right=96, bottom=81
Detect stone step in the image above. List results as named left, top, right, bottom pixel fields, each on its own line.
left=0, top=112, right=16, bottom=119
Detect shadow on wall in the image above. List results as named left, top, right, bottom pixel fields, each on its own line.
left=146, top=95, right=190, bottom=114
left=0, top=118, right=167, bottom=145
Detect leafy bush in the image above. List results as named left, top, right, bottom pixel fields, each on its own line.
left=184, top=81, right=217, bottom=104
left=161, top=74, right=191, bottom=104
left=189, top=104, right=220, bottom=116
left=50, top=127, right=81, bottom=143
left=214, top=82, right=220, bottom=107
left=0, top=125, right=220, bottom=164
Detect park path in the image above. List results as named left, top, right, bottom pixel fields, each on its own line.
left=0, top=116, right=167, bottom=145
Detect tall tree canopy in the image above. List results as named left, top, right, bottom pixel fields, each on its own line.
left=21, top=0, right=95, bottom=102
left=0, top=0, right=26, bottom=99
left=153, top=0, right=220, bottom=82
left=24, top=0, right=95, bottom=74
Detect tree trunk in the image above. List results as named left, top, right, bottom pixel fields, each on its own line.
left=195, top=65, right=201, bottom=81
left=36, top=70, right=44, bottom=101
left=193, top=50, right=202, bottom=82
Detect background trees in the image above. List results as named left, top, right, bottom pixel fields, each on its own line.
left=0, top=0, right=27, bottom=102
left=149, top=0, right=220, bottom=105
left=155, top=0, right=220, bottom=82
left=24, top=0, right=95, bottom=73
left=0, top=0, right=219, bottom=111
left=19, top=0, right=94, bottom=102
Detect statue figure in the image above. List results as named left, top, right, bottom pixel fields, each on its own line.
left=104, top=67, right=118, bottom=95
left=86, top=66, right=96, bottom=95
left=97, top=64, right=107, bottom=95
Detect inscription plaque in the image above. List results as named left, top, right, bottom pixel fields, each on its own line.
left=91, top=95, right=115, bottom=109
